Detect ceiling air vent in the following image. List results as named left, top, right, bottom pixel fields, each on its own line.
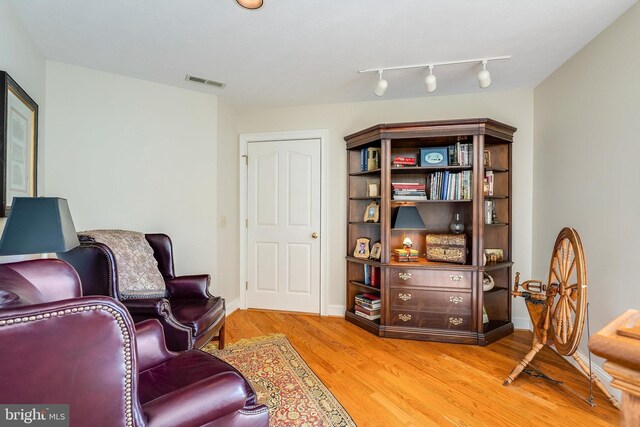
left=185, top=74, right=226, bottom=89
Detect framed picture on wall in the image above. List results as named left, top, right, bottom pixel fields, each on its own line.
left=1, top=71, right=38, bottom=217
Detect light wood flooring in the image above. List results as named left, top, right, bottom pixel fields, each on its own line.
left=225, top=309, right=620, bottom=426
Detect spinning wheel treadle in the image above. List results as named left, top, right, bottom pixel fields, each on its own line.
left=503, top=228, right=619, bottom=409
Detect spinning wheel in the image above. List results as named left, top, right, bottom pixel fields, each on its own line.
left=503, top=228, right=619, bottom=409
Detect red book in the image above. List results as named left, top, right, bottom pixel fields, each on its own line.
left=371, top=267, right=379, bottom=287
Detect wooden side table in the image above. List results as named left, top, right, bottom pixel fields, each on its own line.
left=589, top=309, right=640, bottom=426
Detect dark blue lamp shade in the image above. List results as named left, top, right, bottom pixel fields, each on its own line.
left=391, top=206, right=425, bottom=229
left=0, top=197, right=79, bottom=255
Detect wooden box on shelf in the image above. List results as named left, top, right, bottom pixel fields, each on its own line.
left=345, top=118, right=516, bottom=345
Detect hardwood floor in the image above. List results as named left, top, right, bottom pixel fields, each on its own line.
left=225, top=309, right=620, bottom=426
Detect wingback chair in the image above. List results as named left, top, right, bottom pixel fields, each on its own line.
left=0, top=259, right=268, bottom=427
left=59, top=231, right=225, bottom=351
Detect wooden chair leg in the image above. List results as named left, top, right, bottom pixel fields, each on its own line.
left=504, top=340, right=544, bottom=386
left=217, top=322, right=226, bottom=350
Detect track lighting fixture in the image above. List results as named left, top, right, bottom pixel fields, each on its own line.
left=236, top=0, right=263, bottom=9
left=374, top=70, right=388, bottom=97
left=358, top=56, right=510, bottom=96
left=425, top=65, right=437, bottom=93
left=477, top=60, right=491, bottom=89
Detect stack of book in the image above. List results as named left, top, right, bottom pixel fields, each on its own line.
left=391, top=182, right=427, bottom=200
left=360, top=147, right=381, bottom=171
left=392, top=156, right=417, bottom=167
left=484, top=171, right=494, bottom=196
left=448, top=141, right=473, bottom=166
left=355, top=293, right=381, bottom=321
left=425, top=171, right=472, bottom=200
left=393, top=248, right=419, bottom=262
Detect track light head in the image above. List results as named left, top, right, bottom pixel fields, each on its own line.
left=478, top=60, right=491, bottom=89
left=374, top=70, right=388, bottom=97
left=425, top=65, right=437, bottom=93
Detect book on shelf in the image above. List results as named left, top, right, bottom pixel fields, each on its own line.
left=484, top=171, right=494, bottom=196
left=484, top=200, right=496, bottom=224
left=425, top=170, right=472, bottom=200
left=393, top=248, right=419, bottom=262
left=355, top=293, right=381, bottom=307
left=355, top=305, right=381, bottom=317
left=362, top=265, right=379, bottom=287
left=392, top=182, right=427, bottom=200
left=360, top=147, right=381, bottom=172
left=392, top=156, right=417, bottom=166
left=447, top=141, right=473, bottom=166
left=354, top=310, right=381, bottom=321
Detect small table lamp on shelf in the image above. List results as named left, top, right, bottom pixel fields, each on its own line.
left=391, top=206, right=424, bottom=262
left=0, top=197, right=79, bottom=256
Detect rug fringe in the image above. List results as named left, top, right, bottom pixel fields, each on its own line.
left=206, top=333, right=286, bottom=351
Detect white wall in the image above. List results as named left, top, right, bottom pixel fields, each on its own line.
left=534, top=2, right=640, bottom=360
left=222, top=90, right=534, bottom=325
left=45, top=62, right=221, bottom=292
left=216, top=99, right=240, bottom=309
left=0, top=0, right=46, bottom=262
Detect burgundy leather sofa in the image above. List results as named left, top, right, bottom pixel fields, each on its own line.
left=0, top=259, right=268, bottom=427
left=59, top=233, right=225, bottom=351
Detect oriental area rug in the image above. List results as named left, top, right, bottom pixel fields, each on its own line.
left=204, top=334, right=356, bottom=426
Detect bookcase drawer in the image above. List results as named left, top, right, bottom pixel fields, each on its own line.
left=390, top=288, right=471, bottom=311
left=389, top=310, right=472, bottom=330
left=389, top=268, right=471, bottom=289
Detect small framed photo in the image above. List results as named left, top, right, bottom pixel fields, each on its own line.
left=363, top=201, right=380, bottom=223
left=370, top=242, right=382, bottom=260
left=366, top=179, right=380, bottom=197
left=483, top=149, right=492, bottom=168
left=354, top=238, right=371, bottom=259
left=483, top=248, right=504, bottom=265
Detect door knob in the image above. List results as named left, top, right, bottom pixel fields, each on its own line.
left=312, top=232, right=319, bottom=239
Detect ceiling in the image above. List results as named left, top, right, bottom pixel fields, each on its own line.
left=10, top=0, right=637, bottom=110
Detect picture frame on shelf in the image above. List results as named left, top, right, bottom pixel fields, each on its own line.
left=483, top=149, right=491, bottom=168
left=370, top=242, right=382, bottom=260
left=1, top=71, right=38, bottom=217
left=483, top=248, right=504, bottom=265
left=354, top=238, right=371, bottom=259
left=363, top=201, right=379, bottom=223
left=366, top=179, right=380, bottom=197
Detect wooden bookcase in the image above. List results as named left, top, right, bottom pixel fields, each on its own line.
left=345, top=118, right=516, bottom=345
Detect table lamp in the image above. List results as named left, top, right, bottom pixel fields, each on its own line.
left=0, top=197, right=79, bottom=256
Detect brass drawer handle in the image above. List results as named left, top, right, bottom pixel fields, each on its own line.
left=449, top=274, right=463, bottom=282
left=398, top=272, right=411, bottom=281
left=449, top=296, right=463, bottom=304
left=398, top=293, right=412, bottom=301
left=398, top=314, right=412, bottom=322
left=449, top=317, right=463, bottom=326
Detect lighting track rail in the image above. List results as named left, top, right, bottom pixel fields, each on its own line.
left=358, top=55, right=511, bottom=96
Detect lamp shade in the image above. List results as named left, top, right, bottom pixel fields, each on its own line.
left=391, top=206, right=425, bottom=229
left=0, top=197, right=79, bottom=255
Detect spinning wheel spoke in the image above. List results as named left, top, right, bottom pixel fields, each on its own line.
left=566, top=258, right=576, bottom=283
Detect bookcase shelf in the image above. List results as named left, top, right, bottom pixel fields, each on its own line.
left=345, top=118, right=516, bottom=346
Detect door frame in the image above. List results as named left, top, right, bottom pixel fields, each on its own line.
left=239, top=129, right=329, bottom=315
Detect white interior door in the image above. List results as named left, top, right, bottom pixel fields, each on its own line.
left=247, top=139, right=321, bottom=313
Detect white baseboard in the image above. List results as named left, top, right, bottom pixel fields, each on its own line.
left=326, top=304, right=345, bottom=317
left=226, top=298, right=240, bottom=316
left=512, top=316, right=532, bottom=331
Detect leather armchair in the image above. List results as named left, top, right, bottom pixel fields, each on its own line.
left=59, top=233, right=225, bottom=351
left=0, top=259, right=268, bottom=427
